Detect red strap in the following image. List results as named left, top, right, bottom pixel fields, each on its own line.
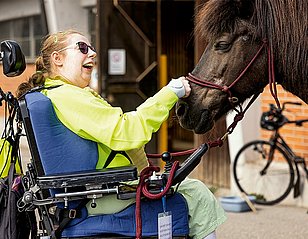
left=135, top=162, right=179, bottom=238
left=135, top=166, right=159, bottom=239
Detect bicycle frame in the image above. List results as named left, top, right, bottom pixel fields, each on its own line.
left=271, top=131, right=297, bottom=160
left=268, top=128, right=308, bottom=197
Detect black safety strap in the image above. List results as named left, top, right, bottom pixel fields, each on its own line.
left=18, top=84, right=62, bottom=100
left=53, top=199, right=89, bottom=239
left=103, top=150, right=132, bottom=168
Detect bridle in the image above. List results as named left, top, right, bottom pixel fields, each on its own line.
left=142, top=40, right=280, bottom=238
left=142, top=41, right=280, bottom=235
left=186, top=39, right=280, bottom=108
left=186, top=40, right=265, bottom=105
left=146, top=39, right=280, bottom=157
left=185, top=39, right=280, bottom=146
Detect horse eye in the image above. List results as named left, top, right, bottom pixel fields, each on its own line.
left=214, top=41, right=231, bottom=51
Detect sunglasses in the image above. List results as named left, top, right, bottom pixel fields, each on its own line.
left=58, top=41, right=96, bottom=54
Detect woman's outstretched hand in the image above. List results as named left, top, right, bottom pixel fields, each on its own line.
left=167, top=76, right=191, bottom=98
left=181, top=77, right=191, bottom=98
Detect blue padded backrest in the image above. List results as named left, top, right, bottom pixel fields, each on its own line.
left=25, top=92, right=98, bottom=175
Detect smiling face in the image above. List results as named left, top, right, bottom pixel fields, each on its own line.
left=51, top=33, right=96, bottom=88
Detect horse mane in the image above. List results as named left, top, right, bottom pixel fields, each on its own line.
left=195, top=0, right=307, bottom=93
left=195, top=0, right=255, bottom=39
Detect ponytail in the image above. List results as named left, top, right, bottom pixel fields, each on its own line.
left=16, top=56, right=47, bottom=97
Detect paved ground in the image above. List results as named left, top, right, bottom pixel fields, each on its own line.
left=15, top=138, right=308, bottom=239
left=216, top=204, right=308, bottom=239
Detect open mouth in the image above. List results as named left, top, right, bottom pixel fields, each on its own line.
left=83, top=62, right=94, bottom=70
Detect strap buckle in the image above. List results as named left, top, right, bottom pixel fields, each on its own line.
left=68, top=209, right=77, bottom=219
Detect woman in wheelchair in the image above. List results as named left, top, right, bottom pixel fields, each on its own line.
left=17, top=30, right=226, bottom=239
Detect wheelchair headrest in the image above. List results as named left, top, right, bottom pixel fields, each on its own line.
left=1, top=40, right=26, bottom=77
left=24, top=92, right=98, bottom=175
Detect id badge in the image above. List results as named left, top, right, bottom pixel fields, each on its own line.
left=158, top=211, right=172, bottom=239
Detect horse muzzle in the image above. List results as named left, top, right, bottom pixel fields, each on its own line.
left=176, top=100, right=214, bottom=134
left=175, top=100, right=192, bottom=129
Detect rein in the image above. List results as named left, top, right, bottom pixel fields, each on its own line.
left=186, top=40, right=266, bottom=103
left=186, top=39, right=280, bottom=109
left=185, top=39, right=280, bottom=148
left=146, top=39, right=280, bottom=158
left=140, top=39, right=280, bottom=239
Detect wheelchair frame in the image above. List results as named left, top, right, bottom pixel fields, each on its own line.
left=0, top=40, right=209, bottom=239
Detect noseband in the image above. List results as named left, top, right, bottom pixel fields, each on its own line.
left=185, top=39, right=280, bottom=146
left=186, top=39, right=280, bottom=108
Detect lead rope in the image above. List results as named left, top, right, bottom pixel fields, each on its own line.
left=147, top=91, right=261, bottom=160
left=267, top=41, right=281, bottom=109
left=139, top=39, right=281, bottom=238
left=140, top=95, right=259, bottom=238
left=135, top=162, right=179, bottom=239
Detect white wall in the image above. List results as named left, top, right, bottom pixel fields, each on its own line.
left=0, top=0, right=40, bottom=21
left=227, top=96, right=261, bottom=164
left=0, top=0, right=93, bottom=39
left=52, top=0, right=89, bottom=37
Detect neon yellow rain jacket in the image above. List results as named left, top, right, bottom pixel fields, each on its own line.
left=42, top=78, right=227, bottom=237
left=42, top=77, right=178, bottom=171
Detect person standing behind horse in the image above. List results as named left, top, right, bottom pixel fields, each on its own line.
left=17, top=29, right=226, bottom=239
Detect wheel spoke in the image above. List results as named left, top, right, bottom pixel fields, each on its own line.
left=233, top=141, right=294, bottom=205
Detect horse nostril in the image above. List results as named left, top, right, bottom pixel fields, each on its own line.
left=176, top=102, right=187, bottom=117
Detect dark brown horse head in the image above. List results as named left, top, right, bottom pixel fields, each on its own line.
left=176, top=0, right=308, bottom=134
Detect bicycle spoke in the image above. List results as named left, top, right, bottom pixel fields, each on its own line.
left=233, top=141, right=294, bottom=205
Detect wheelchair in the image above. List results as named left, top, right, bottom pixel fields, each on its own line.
left=0, top=40, right=209, bottom=239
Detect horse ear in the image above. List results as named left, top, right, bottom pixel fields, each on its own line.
left=195, top=0, right=255, bottom=39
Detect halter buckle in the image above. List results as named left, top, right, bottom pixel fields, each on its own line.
left=229, top=97, right=239, bottom=103
left=221, top=132, right=229, bottom=142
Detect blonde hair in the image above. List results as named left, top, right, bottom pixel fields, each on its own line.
left=17, top=29, right=84, bottom=97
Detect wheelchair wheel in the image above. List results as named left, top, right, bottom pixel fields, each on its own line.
left=233, top=140, right=294, bottom=205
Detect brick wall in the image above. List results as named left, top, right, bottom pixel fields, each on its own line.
left=261, top=85, right=308, bottom=163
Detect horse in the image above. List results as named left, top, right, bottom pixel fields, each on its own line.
left=176, top=0, right=307, bottom=134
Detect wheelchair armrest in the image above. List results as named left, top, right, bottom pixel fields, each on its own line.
left=37, top=166, right=138, bottom=189
left=171, top=143, right=209, bottom=185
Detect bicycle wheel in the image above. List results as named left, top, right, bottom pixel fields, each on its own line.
left=233, top=140, right=294, bottom=205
